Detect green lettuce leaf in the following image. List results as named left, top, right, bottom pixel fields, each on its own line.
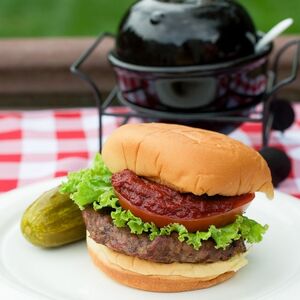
left=60, top=154, right=268, bottom=250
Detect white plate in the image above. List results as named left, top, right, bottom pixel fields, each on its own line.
left=0, top=179, right=300, bottom=300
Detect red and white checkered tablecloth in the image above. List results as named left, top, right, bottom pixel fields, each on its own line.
left=0, top=106, right=300, bottom=198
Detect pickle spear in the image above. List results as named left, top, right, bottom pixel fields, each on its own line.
left=21, top=186, right=86, bottom=248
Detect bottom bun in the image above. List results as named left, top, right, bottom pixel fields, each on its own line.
left=87, top=235, right=248, bottom=292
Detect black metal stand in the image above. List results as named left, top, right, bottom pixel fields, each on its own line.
left=71, top=33, right=300, bottom=186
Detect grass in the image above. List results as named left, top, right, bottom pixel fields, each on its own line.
left=0, top=0, right=299, bottom=37
left=242, top=0, right=300, bottom=34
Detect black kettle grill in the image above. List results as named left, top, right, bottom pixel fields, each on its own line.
left=71, top=0, right=300, bottom=186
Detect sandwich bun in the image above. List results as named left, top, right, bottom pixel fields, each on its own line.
left=102, top=123, right=273, bottom=198
left=87, top=234, right=248, bottom=292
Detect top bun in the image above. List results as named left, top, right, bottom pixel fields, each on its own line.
left=102, top=123, right=273, bottom=198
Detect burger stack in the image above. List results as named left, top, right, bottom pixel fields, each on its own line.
left=60, top=123, right=273, bottom=292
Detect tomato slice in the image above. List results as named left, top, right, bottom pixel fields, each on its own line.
left=116, top=190, right=254, bottom=232
left=111, top=170, right=255, bottom=232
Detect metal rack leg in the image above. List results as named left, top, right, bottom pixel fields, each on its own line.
left=99, top=107, right=103, bottom=152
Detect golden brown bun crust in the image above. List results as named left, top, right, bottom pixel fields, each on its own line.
left=102, top=123, right=273, bottom=198
left=88, top=244, right=235, bottom=292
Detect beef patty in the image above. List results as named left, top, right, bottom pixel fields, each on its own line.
left=83, top=208, right=246, bottom=264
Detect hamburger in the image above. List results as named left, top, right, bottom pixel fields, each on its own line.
left=60, top=123, right=273, bottom=292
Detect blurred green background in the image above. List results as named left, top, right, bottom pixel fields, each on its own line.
left=0, top=0, right=299, bottom=37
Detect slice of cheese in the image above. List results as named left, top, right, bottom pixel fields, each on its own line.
left=87, top=236, right=248, bottom=280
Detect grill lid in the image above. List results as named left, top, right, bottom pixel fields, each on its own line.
left=115, top=0, right=257, bottom=67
